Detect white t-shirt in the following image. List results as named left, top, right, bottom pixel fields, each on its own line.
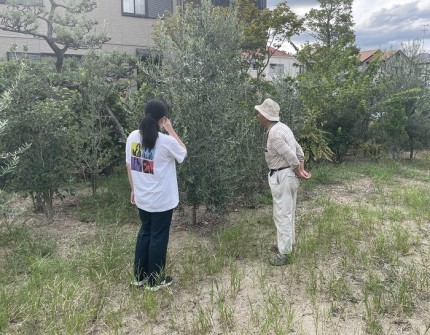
left=125, top=130, right=187, bottom=212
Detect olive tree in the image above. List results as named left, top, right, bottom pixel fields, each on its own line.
left=139, top=0, right=261, bottom=223
left=0, top=59, right=74, bottom=223
left=0, top=61, right=30, bottom=214
left=66, top=50, right=137, bottom=195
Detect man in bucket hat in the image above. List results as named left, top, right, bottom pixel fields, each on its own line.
left=256, top=98, right=311, bottom=266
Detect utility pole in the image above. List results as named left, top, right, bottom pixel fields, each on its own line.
left=423, top=24, right=429, bottom=52
left=421, top=24, right=430, bottom=87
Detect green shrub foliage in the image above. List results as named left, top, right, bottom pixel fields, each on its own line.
left=139, top=0, right=263, bottom=221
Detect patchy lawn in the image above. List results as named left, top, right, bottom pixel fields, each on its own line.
left=1, top=154, right=429, bottom=334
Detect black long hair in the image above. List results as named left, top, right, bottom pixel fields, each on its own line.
left=139, top=100, right=168, bottom=149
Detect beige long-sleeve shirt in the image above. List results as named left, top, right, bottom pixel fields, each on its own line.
left=265, top=122, right=304, bottom=170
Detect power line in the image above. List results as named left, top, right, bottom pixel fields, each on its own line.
left=423, top=24, right=429, bottom=52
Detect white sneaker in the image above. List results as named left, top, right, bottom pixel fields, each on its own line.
left=131, top=279, right=147, bottom=287
left=145, top=276, right=173, bottom=291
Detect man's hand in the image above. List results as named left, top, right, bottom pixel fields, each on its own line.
left=301, top=169, right=311, bottom=179
left=296, top=161, right=311, bottom=180
left=293, top=166, right=312, bottom=180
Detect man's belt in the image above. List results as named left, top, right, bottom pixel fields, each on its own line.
left=269, top=166, right=290, bottom=176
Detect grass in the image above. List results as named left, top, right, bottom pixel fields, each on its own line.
left=77, top=168, right=136, bottom=225
left=1, top=153, right=430, bottom=334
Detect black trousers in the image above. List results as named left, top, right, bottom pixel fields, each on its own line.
left=134, top=208, right=173, bottom=285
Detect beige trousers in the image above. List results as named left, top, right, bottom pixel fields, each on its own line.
left=268, top=168, right=300, bottom=255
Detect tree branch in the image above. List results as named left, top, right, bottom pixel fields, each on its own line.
left=102, top=104, right=127, bottom=143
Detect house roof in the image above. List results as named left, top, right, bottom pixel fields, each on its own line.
left=243, top=47, right=296, bottom=59
left=359, top=49, right=402, bottom=63
left=267, top=46, right=295, bottom=58
left=380, top=50, right=400, bottom=60
left=359, top=50, right=378, bottom=62
left=268, top=46, right=288, bottom=57
left=415, top=53, right=430, bottom=63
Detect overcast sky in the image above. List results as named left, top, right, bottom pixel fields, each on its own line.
left=267, top=0, right=430, bottom=54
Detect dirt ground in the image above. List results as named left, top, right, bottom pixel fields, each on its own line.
left=3, top=174, right=430, bottom=335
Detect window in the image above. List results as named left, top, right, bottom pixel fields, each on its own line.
left=122, top=0, right=173, bottom=18
left=0, top=0, right=43, bottom=6
left=299, top=64, right=306, bottom=74
left=178, top=0, right=265, bottom=8
left=254, top=0, right=266, bottom=9
left=251, top=59, right=258, bottom=70
left=123, top=0, right=145, bottom=16
left=0, top=0, right=42, bottom=4
left=7, top=52, right=41, bottom=61
left=269, top=63, right=284, bottom=76
left=6, top=52, right=81, bottom=63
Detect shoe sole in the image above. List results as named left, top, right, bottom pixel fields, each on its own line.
left=145, top=280, right=173, bottom=292
left=131, top=280, right=147, bottom=287
left=269, top=260, right=291, bottom=266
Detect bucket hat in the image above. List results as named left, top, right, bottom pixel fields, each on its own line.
left=255, top=98, right=280, bottom=121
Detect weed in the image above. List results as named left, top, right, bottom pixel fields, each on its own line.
left=77, top=169, right=135, bottom=225
left=214, top=282, right=235, bottom=331
left=258, top=287, right=294, bottom=335
left=228, top=262, right=244, bottom=299
left=1, top=155, right=429, bottom=334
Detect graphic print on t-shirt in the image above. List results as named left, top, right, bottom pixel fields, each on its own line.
left=130, top=142, right=155, bottom=174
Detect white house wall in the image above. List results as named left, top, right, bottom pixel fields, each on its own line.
left=265, top=55, right=300, bottom=79
left=249, top=55, right=300, bottom=80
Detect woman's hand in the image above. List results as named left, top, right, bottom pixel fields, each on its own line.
left=159, top=117, right=187, bottom=151
left=163, top=118, right=174, bottom=134
left=130, top=189, right=135, bottom=205
left=159, top=117, right=173, bottom=133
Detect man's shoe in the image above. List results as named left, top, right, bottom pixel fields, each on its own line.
left=145, top=276, right=173, bottom=292
left=269, top=244, right=278, bottom=253
left=269, top=254, right=292, bottom=266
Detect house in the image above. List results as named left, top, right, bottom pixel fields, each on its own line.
left=248, top=47, right=301, bottom=80
left=178, top=0, right=266, bottom=9
left=0, top=0, right=266, bottom=61
left=415, top=53, right=430, bottom=86
left=0, top=0, right=180, bottom=60
left=359, top=49, right=430, bottom=86
left=358, top=49, right=408, bottom=71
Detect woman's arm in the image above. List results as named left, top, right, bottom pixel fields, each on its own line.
left=160, top=118, right=187, bottom=152
left=126, top=163, right=135, bottom=204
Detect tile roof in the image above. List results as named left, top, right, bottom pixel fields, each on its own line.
left=267, top=46, right=295, bottom=58
left=243, top=47, right=296, bottom=58
left=359, top=50, right=402, bottom=63
left=359, top=50, right=378, bottom=62
left=380, top=50, right=399, bottom=60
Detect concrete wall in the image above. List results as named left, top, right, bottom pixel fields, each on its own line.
left=0, top=0, right=179, bottom=59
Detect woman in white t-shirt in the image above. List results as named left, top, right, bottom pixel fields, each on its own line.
left=126, top=100, right=187, bottom=291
